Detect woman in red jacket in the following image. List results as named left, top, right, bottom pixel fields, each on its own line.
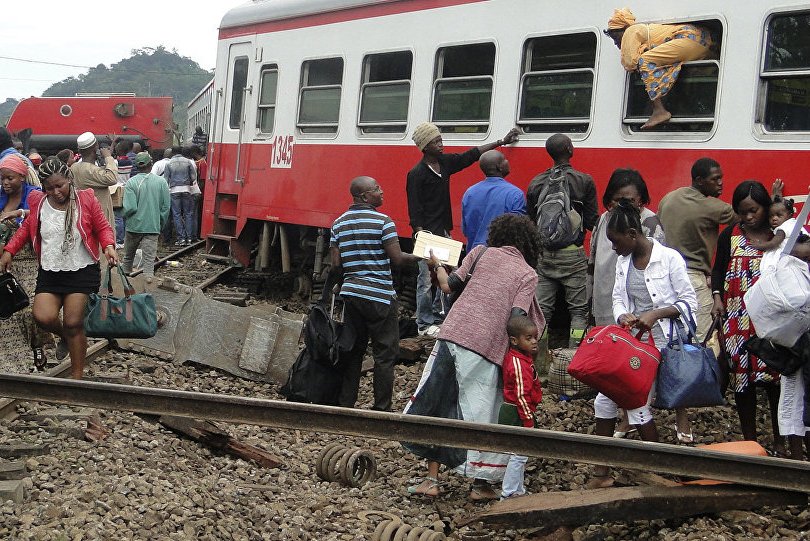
left=0, top=157, right=118, bottom=379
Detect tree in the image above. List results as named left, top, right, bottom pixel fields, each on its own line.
left=43, top=46, right=213, bottom=135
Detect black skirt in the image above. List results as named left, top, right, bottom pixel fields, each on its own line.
left=35, top=264, right=100, bottom=295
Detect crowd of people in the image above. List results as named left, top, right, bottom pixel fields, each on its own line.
left=327, top=119, right=810, bottom=503
left=0, top=126, right=205, bottom=379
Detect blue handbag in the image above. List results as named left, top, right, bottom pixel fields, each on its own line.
left=652, top=301, right=725, bottom=409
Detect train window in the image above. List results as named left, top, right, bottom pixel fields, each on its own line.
left=432, top=42, right=496, bottom=133
left=297, top=57, right=344, bottom=134
left=229, top=57, right=249, bottom=130
left=518, top=32, right=597, bottom=134
left=760, top=12, right=810, bottom=132
left=358, top=51, right=413, bottom=134
left=622, top=20, right=722, bottom=133
left=625, top=61, right=719, bottom=132
left=257, top=65, right=279, bottom=134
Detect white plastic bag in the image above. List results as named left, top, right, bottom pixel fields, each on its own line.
left=745, top=254, right=810, bottom=347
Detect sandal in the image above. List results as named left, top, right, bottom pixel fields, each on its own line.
left=674, top=424, right=694, bottom=444
left=469, top=484, right=500, bottom=502
left=32, top=347, right=47, bottom=371
left=585, top=475, right=615, bottom=489
left=407, top=476, right=441, bottom=497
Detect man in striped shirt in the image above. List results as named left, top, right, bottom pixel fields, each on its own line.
left=330, top=176, right=421, bottom=411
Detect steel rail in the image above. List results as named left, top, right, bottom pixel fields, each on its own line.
left=129, top=240, right=206, bottom=278
left=1, top=373, right=809, bottom=494
left=196, top=265, right=238, bottom=291
left=0, top=340, right=109, bottom=420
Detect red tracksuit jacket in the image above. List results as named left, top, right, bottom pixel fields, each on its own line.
left=502, top=348, right=543, bottom=428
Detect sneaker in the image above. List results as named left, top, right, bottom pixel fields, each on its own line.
left=418, top=324, right=441, bottom=338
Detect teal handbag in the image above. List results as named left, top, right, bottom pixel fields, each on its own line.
left=84, top=265, right=157, bottom=339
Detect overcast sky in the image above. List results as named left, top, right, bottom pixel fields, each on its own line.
left=1, top=0, right=248, bottom=101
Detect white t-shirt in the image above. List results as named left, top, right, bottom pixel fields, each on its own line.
left=39, top=199, right=94, bottom=272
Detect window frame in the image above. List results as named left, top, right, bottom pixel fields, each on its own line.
left=618, top=16, right=725, bottom=142
left=755, top=8, right=810, bottom=139
left=296, top=56, right=345, bottom=136
left=516, top=29, right=599, bottom=139
left=357, top=49, right=413, bottom=136
left=430, top=41, right=497, bottom=135
left=228, top=56, right=250, bottom=131
left=256, top=64, right=279, bottom=136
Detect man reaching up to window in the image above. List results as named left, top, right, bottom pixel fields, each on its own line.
left=406, top=122, right=519, bottom=337
left=604, top=7, right=715, bottom=129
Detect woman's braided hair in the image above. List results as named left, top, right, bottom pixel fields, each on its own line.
left=38, top=156, right=78, bottom=253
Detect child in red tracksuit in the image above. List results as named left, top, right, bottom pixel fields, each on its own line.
left=499, top=315, right=543, bottom=499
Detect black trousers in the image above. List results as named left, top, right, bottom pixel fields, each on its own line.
left=339, top=296, right=399, bottom=411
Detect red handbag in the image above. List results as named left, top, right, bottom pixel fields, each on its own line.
left=567, top=325, right=661, bottom=409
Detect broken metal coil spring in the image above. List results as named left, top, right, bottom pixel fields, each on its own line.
left=372, top=519, right=446, bottom=541
left=315, top=443, right=376, bottom=488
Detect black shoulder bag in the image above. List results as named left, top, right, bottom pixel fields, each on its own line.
left=448, top=247, right=487, bottom=304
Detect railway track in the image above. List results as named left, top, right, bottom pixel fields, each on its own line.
left=2, top=374, right=810, bottom=494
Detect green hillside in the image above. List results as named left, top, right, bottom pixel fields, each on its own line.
left=43, top=46, right=212, bottom=138
left=0, top=98, right=18, bottom=126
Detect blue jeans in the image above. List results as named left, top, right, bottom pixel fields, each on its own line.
left=170, top=192, right=196, bottom=242
left=416, top=259, right=447, bottom=331
left=113, top=208, right=125, bottom=245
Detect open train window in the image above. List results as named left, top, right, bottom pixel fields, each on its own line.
left=297, top=57, right=344, bottom=134
left=518, top=32, right=597, bottom=134
left=622, top=19, right=723, bottom=133
left=358, top=51, right=413, bottom=134
left=228, top=57, right=249, bottom=130
left=431, top=42, right=495, bottom=134
left=257, top=65, right=279, bottom=134
left=759, top=12, right=810, bottom=132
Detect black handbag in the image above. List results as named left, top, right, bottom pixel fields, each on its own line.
left=84, top=265, right=158, bottom=338
left=448, top=247, right=487, bottom=304
left=0, top=272, right=30, bottom=319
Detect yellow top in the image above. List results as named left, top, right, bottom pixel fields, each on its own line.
left=620, top=23, right=681, bottom=71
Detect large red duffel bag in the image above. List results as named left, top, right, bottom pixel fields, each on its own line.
left=567, top=325, right=661, bottom=409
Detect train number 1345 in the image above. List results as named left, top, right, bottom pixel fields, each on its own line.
left=271, top=135, right=294, bottom=169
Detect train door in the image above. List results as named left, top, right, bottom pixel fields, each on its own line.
left=220, top=41, right=253, bottom=189
left=205, top=41, right=254, bottom=265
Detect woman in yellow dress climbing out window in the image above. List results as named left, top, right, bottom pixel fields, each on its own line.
left=605, top=7, right=714, bottom=129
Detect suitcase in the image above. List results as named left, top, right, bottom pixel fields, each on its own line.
left=567, top=325, right=660, bottom=409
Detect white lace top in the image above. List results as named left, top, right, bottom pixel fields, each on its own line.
left=39, top=199, right=95, bottom=272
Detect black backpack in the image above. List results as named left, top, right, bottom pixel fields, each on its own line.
left=533, top=165, right=582, bottom=250
left=280, top=301, right=355, bottom=405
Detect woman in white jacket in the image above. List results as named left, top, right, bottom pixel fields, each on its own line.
left=587, top=200, right=697, bottom=488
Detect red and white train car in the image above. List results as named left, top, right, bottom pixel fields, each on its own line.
left=203, top=0, right=810, bottom=273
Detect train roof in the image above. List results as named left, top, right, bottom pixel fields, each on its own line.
left=220, top=0, right=400, bottom=29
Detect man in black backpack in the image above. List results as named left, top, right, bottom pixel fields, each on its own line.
left=527, top=134, right=598, bottom=360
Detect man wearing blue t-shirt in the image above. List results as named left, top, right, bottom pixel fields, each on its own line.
left=461, top=150, right=526, bottom=250
left=330, top=176, right=420, bottom=411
